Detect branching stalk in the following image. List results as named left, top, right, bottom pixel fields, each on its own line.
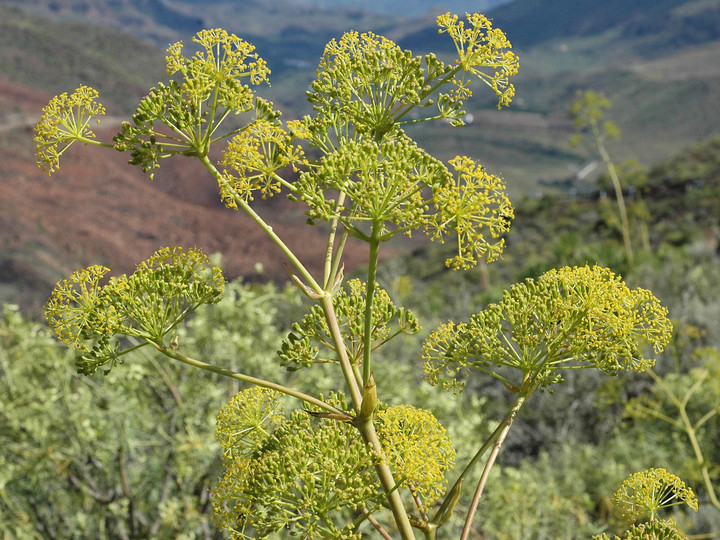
left=198, top=155, right=323, bottom=296
left=154, top=344, right=345, bottom=416
left=596, top=137, right=633, bottom=265
left=646, top=369, right=720, bottom=511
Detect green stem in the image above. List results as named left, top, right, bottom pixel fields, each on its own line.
left=198, top=155, right=322, bottom=295
left=154, top=344, right=344, bottom=416
left=319, top=295, right=363, bottom=410
left=362, top=222, right=382, bottom=386
left=323, top=192, right=347, bottom=290
left=432, top=394, right=521, bottom=524
left=460, top=390, right=528, bottom=540
left=356, top=416, right=417, bottom=540
left=648, top=369, right=720, bottom=511
left=73, top=137, right=115, bottom=149
left=593, top=123, right=633, bottom=265
left=394, top=65, right=462, bottom=124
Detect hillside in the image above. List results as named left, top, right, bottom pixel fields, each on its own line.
left=0, top=0, right=719, bottom=312
left=400, top=0, right=720, bottom=184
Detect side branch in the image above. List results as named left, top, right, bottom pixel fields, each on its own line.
left=154, top=344, right=344, bottom=416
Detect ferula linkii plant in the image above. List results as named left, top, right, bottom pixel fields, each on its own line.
left=35, top=12, right=673, bottom=539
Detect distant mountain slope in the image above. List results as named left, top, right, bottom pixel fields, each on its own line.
left=0, top=5, right=166, bottom=112
left=401, top=0, right=720, bottom=59
left=487, top=0, right=720, bottom=55
left=239, top=0, right=514, bottom=17
left=0, top=0, right=410, bottom=75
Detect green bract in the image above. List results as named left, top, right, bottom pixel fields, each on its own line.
left=44, top=247, right=224, bottom=375
left=279, top=279, right=420, bottom=371
left=423, top=265, right=673, bottom=393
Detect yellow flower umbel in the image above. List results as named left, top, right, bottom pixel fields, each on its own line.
left=165, top=28, right=269, bottom=104
left=376, top=405, right=455, bottom=510
left=219, top=118, right=306, bottom=207
left=114, top=28, right=274, bottom=179
left=437, top=12, right=519, bottom=109
left=429, top=156, right=513, bottom=269
left=423, top=265, right=673, bottom=393
left=592, top=469, right=698, bottom=539
left=212, top=391, right=382, bottom=539
left=215, top=386, right=285, bottom=462
left=34, top=85, right=106, bottom=174
left=613, top=468, right=698, bottom=523
left=44, top=247, right=224, bottom=375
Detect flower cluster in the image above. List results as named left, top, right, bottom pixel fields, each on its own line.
left=215, top=386, right=285, bottom=462
left=375, top=405, right=455, bottom=508
left=298, top=132, right=449, bottom=239
left=44, top=247, right=224, bottom=374
left=437, top=12, right=519, bottom=109
left=593, top=520, right=686, bottom=540
left=34, top=86, right=106, bottom=174
left=612, top=468, right=698, bottom=522
left=166, top=28, right=270, bottom=101
left=212, top=390, right=381, bottom=539
left=297, top=131, right=512, bottom=266
left=279, top=279, right=420, bottom=370
left=422, top=265, right=673, bottom=393
left=219, top=118, right=305, bottom=207
left=428, top=156, right=513, bottom=269
left=307, top=30, right=427, bottom=138
left=114, top=29, right=273, bottom=179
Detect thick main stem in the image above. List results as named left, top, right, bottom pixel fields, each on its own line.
left=357, top=417, right=417, bottom=540
left=320, top=293, right=416, bottom=539
left=362, top=224, right=382, bottom=386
